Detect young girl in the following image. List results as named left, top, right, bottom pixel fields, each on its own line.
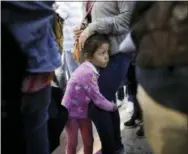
left=61, top=35, right=117, bottom=154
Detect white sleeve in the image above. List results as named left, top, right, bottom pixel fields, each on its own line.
left=55, top=2, right=70, bottom=20
left=119, top=32, right=136, bottom=52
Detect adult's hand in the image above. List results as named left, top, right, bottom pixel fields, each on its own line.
left=73, top=24, right=85, bottom=41
left=78, top=27, right=92, bottom=51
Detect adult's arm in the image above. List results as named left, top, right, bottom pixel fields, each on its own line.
left=87, top=1, right=135, bottom=35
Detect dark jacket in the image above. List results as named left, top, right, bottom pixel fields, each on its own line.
left=131, top=1, right=188, bottom=68
left=2, top=1, right=61, bottom=73
left=130, top=2, right=188, bottom=114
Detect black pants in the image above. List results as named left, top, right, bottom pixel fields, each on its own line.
left=48, top=86, right=68, bottom=152
left=2, top=23, right=27, bottom=154
left=88, top=53, right=131, bottom=154
left=89, top=104, right=122, bottom=154
left=117, top=87, right=125, bottom=100
left=127, top=63, right=142, bottom=120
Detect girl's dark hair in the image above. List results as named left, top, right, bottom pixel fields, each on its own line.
left=82, top=34, right=110, bottom=58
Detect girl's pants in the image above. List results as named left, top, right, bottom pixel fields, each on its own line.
left=89, top=53, right=131, bottom=154
left=65, top=118, right=94, bottom=154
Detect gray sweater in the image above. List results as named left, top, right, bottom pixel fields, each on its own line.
left=87, top=1, right=135, bottom=55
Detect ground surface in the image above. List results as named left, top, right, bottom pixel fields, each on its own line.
left=52, top=98, right=153, bottom=154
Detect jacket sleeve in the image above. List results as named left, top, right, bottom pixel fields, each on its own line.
left=55, top=2, right=70, bottom=20
left=84, top=73, right=114, bottom=111
left=87, top=1, right=135, bottom=35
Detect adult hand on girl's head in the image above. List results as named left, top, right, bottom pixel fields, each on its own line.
left=79, top=27, right=90, bottom=51
left=73, top=24, right=85, bottom=41
left=79, top=27, right=94, bottom=51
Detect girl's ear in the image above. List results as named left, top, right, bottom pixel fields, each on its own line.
left=84, top=53, right=93, bottom=62
left=84, top=53, right=88, bottom=59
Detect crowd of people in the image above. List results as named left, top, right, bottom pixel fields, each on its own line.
left=2, top=1, right=188, bottom=154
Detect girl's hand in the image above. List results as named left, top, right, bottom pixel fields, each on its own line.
left=112, top=104, right=118, bottom=112
left=61, top=100, right=64, bottom=105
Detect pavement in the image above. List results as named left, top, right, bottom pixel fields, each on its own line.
left=52, top=98, right=154, bottom=154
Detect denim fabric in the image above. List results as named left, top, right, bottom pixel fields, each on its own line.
left=48, top=86, right=69, bottom=152
left=64, top=50, right=79, bottom=79
left=88, top=53, right=131, bottom=154
left=54, top=51, right=79, bottom=89
left=98, top=53, right=131, bottom=102
left=2, top=1, right=61, bottom=73
left=21, top=85, right=51, bottom=154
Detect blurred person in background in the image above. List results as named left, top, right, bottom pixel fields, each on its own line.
left=2, top=1, right=61, bottom=154
left=54, top=1, right=83, bottom=83
left=121, top=1, right=188, bottom=154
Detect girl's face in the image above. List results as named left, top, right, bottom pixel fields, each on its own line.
left=89, top=43, right=109, bottom=68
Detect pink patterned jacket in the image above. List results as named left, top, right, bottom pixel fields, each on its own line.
left=62, top=61, right=114, bottom=119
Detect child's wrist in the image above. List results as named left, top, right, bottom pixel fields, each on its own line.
left=112, top=104, right=117, bottom=111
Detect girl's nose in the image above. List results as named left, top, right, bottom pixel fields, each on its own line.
left=105, top=54, right=109, bottom=62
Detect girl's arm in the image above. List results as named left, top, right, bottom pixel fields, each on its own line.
left=84, top=73, right=116, bottom=112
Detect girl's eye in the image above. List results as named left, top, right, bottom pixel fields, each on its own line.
left=98, top=51, right=103, bottom=55
left=101, top=51, right=105, bottom=55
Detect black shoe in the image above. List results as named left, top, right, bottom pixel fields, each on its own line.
left=124, top=118, right=137, bottom=128
left=115, top=144, right=124, bottom=154
left=116, top=147, right=124, bottom=154
left=117, top=87, right=125, bottom=101
left=136, top=126, right=144, bottom=137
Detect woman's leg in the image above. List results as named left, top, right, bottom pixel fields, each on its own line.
left=88, top=104, right=115, bottom=154
left=78, top=119, right=94, bottom=154
left=125, top=63, right=142, bottom=126
left=111, top=110, right=123, bottom=151
left=65, top=118, right=79, bottom=154
left=89, top=53, right=131, bottom=153
left=64, top=51, right=79, bottom=79
left=99, top=53, right=131, bottom=150
left=117, top=87, right=125, bottom=101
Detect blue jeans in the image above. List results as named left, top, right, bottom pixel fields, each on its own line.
left=55, top=51, right=78, bottom=88
left=21, top=85, right=51, bottom=154
left=89, top=53, right=131, bottom=154
left=64, top=51, right=79, bottom=79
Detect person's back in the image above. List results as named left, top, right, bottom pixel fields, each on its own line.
left=2, top=2, right=61, bottom=154
left=56, top=2, right=83, bottom=52
left=128, top=2, right=188, bottom=154
left=131, top=1, right=188, bottom=68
